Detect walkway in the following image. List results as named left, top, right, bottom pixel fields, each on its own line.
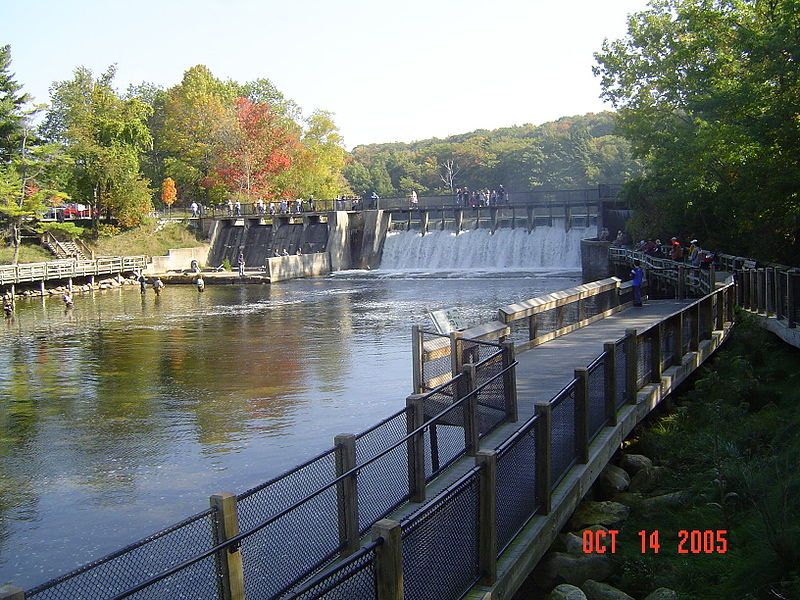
left=382, top=299, right=691, bottom=523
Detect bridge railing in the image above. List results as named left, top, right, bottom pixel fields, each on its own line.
left=608, top=247, right=716, bottom=297
left=295, top=280, right=735, bottom=600
left=498, top=276, right=629, bottom=352
left=0, top=256, right=148, bottom=287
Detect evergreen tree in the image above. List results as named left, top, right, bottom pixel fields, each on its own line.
left=0, top=45, right=30, bottom=162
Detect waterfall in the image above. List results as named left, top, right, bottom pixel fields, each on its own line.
left=379, top=225, right=594, bottom=271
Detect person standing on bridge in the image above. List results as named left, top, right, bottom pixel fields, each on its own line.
left=631, top=260, right=644, bottom=307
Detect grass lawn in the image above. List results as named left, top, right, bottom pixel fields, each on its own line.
left=0, top=243, right=57, bottom=265
left=89, top=221, right=205, bottom=257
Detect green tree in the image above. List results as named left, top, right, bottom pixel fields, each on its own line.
left=0, top=45, right=30, bottom=163
left=43, top=66, right=153, bottom=232
left=594, top=0, right=800, bottom=262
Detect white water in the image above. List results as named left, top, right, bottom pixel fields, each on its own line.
left=379, top=225, right=594, bottom=271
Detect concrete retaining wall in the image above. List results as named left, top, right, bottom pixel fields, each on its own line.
left=266, top=252, right=331, bottom=283
left=580, top=238, right=611, bottom=282
left=326, top=211, right=352, bottom=271
left=149, top=245, right=210, bottom=274
left=357, top=210, right=391, bottom=269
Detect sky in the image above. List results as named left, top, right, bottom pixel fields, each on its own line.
left=1, top=0, right=649, bottom=149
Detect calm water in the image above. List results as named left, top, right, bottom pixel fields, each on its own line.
left=0, top=269, right=580, bottom=588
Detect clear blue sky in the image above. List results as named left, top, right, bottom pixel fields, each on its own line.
left=1, top=0, right=648, bottom=148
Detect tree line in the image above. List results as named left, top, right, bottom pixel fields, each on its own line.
left=1, top=46, right=643, bottom=264
left=595, top=0, right=800, bottom=264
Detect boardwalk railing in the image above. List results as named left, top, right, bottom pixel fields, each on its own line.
left=23, top=342, right=517, bottom=600
left=608, top=247, right=716, bottom=297
left=0, top=256, right=148, bottom=287
left=285, top=280, right=735, bottom=600
left=412, top=277, right=630, bottom=393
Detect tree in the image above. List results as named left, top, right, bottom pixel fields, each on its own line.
left=0, top=45, right=30, bottom=162
left=288, top=110, right=347, bottom=198
left=160, top=65, right=237, bottom=203
left=43, top=65, right=153, bottom=232
left=212, top=97, right=298, bottom=199
left=594, top=0, right=800, bottom=262
left=161, top=177, right=177, bottom=208
left=439, top=159, right=461, bottom=192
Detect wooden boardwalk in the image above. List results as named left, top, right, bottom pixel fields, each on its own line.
left=383, top=299, right=692, bottom=523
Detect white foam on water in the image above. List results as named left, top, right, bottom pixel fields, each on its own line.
left=379, top=224, right=595, bottom=272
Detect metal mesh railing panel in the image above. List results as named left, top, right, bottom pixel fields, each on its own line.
left=123, top=555, right=220, bottom=600
left=615, top=339, right=627, bottom=409
left=26, top=510, right=219, bottom=600
left=421, top=379, right=467, bottom=481
left=401, top=471, right=481, bottom=600
left=495, top=420, right=538, bottom=553
left=791, top=275, right=800, bottom=324
left=637, top=333, right=652, bottom=387
left=237, top=450, right=337, bottom=530
left=356, top=439, right=410, bottom=534
left=777, top=272, right=787, bottom=319
left=698, top=300, right=709, bottom=340
left=240, top=482, right=342, bottom=599
left=355, top=409, right=408, bottom=466
left=550, top=383, right=577, bottom=486
left=475, top=355, right=507, bottom=436
left=587, top=356, right=606, bottom=442
left=291, top=543, right=378, bottom=600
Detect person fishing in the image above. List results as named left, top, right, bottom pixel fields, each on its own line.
left=62, top=291, right=74, bottom=308
left=2, top=291, right=14, bottom=317
left=196, top=276, right=205, bottom=293
left=138, top=272, right=147, bottom=295
left=152, top=277, right=164, bottom=297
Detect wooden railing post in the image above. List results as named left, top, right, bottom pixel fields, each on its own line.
left=527, top=313, right=537, bottom=344
left=462, top=364, right=479, bottom=456
left=500, top=340, right=518, bottom=423
left=749, top=269, right=757, bottom=310
left=534, top=403, right=552, bottom=514
left=673, top=313, right=684, bottom=365
left=650, top=324, right=663, bottom=383
left=625, top=329, right=638, bottom=404
left=603, top=342, right=617, bottom=426
left=411, top=325, right=423, bottom=394
left=574, top=368, right=589, bottom=463
left=475, top=450, right=497, bottom=585
left=334, top=433, right=360, bottom=556
left=372, top=519, right=403, bottom=600
left=450, top=331, right=464, bottom=377
left=405, top=395, right=426, bottom=502
left=757, top=269, right=765, bottom=314
left=209, top=493, right=246, bottom=600
left=677, top=265, right=685, bottom=299
left=715, top=288, right=725, bottom=330
left=766, top=267, right=775, bottom=315
left=690, top=305, right=700, bottom=351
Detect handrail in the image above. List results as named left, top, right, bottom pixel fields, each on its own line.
left=0, top=256, right=147, bottom=287
left=498, top=277, right=621, bottom=321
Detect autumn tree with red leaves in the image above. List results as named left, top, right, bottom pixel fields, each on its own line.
left=212, top=97, right=300, bottom=200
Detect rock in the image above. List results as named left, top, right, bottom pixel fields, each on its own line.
left=629, top=466, right=668, bottom=493
left=581, top=580, right=635, bottom=600
left=644, top=589, right=678, bottom=600
left=554, top=532, right=585, bottom=555
left=99, top=283, right=111, bottom=290
left=596, top=464, right=631, bottom=498
left=536, top=552, right=613, bottom=588
left=550, top=584, right=588, bottom=600
left=639, top=491, right=691, bottom=514
left=618, top=453, right=653, bottom=476
left=569, top=501, right=630, bottom=530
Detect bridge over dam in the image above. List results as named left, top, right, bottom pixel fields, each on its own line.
left=191, top=186, right=627, bottom=274
left=9, top=257, right=748, bottom=600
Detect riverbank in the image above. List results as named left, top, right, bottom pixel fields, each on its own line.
left=517, top=314, right=800, bottom=599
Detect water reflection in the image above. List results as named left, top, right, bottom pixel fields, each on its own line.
left=0, top=271, right=579, bottom=587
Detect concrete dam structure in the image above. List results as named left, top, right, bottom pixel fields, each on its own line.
left=206, top=209, right=595, bottom=274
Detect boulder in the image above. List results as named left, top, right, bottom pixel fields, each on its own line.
left=550, top=584, right=589, bottom=600
left=639, top=491, right=691, bottom=514
left=569, top=501, right=630, bottom=530
left=596, top=464, right=631, bottom=498
left=536, top=552, right=613, bottom=588
left=618, top=453, right=653, bottom=476
left=553, top=532, right=585, bottom=555
left=629, top=466, right=668, bottom=493
left=581, top=580, right=635, bottom=600
left=644, top=589, right=678, bottom=600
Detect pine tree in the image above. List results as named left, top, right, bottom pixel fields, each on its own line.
left=0, top=45, right=30, bottom=162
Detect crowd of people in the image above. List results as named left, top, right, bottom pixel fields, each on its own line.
left=454, top=185, right=508, bottom=208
